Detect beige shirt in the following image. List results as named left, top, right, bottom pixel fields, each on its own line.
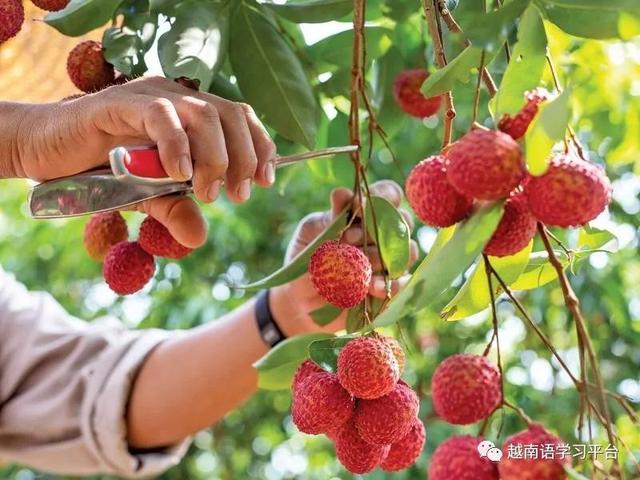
left=0, top=267, right=190, bottom=478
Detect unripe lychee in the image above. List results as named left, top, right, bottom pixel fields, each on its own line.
left=31, top=0, right=70, bottom=11
left=0, top=0, right=24, bottom=44
left=83, top=212, right=129, bottom=261
left=498, top=88, right=550, bottom=140
left=67, top=41, right=115, bottom=93
left=309, top=241, right=372, bottom=309
left=291, top=359, right=324, bottom=393
left=447, top=129, right=525, bottom=200
left=380, top=418, right=426, bottom=472
left=335, top=420, right=390, bottom=475
left=525, top=153, right=612, bottom=227
left=484, top=191, right=537, bottom=257
left=291, top=371, right=354, bottom=435
left=355, top=382, right=419, bottom=445
left=138, top=216, right=193, bottom=260
left=103, top=241, right=155, bottom=295
left=381, top=336, right=405, bottom=375
left=428, top=436, right=500, bottom=480
left=431, top=354, right=502, bottom=425
left=393, top=69, right=442, bottom=118
left=337, top=336, right=400, bottom=399
left=499, top=423, right=571, bottom=480
left=405, top=155, right=474, bottom=228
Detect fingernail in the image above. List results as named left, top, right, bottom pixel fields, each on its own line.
left=264, top=161, right=276, bottom=185
left=179, top=155, right=193, bottom=180
left=238, top=179, right=251, bottom=201
left=207, top=180, right=221, bottom=202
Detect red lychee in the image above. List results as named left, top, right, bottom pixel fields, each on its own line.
left=67, top=41, right=115, bottom=93
left=431, top=354, right=502, bottom=425
left=83, top=211, right=129, bottom=261
left=381, top=336, right=406, bottom=375
left=393, top=69, right=442, bottom=118
left=335, top=420, right=390, bottom=475
left=447, top=129, right=525, bottom=200
left=499, top=423, right=571, bottom=480
left=31, top=0, right=70, bottom=11
left=138, top=216, right=193, bottom=260
left=309, top=241, right=372, bottom=309
left=525, top=153, right=612, bottom=227
left=355, top=381, right=419, bottom=445
left=0, top=0, right=24, bottom=44
left=405, top=155, right=474, bottom=228
left=498, top=88, right=550, bottom=140
left=291, top=359, right=324, bottom=393
left=428, top=436, right=500, bottom=480
left=380, top=418, right=426, bottom=472
left=337, top=336, right=400, bottom=399
left=291, top=371, right=354, bottom=435
left=103, top=241, right=155, bottom=295
left=484, top=191, right=537, bottom=257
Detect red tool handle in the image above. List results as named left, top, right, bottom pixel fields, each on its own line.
left=124, top=148, right=168, bottom=178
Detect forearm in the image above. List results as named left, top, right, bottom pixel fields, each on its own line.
left=0, top=101, right=32, bottom=178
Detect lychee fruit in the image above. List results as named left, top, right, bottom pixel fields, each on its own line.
left=428, top=435, right=500, bottom=480
left=83, top=211, right=129, bottom=261
left=138, top=216, right=193, bottom=260
left=0, top=0, right=24, bottom=44
left=381, top=336, right=406, bottom=375
left=309, top=241, right=372, bottom=309
left=405, top=155, right=474, bottom=228
left=380, top=418, right=426, bottom=472
left=31, top=0, right=70, bottom=11
left=484, top=191, right=537, bottom=257
left=337, top=336, right=400, bottom=399
left=498, top=423, right=571, bottom=480
left=393, top=69, right=442, bottom=118
left=291, top=359, right=324, bottom=393
left=67, top=41, right=115, bottom=93
left=355, top=381, right=419, bottom=445
left=498, top=88, right=550, bottom=140
left=525, top=153, right=612, bottom=227
left=103, top=241, right=155, bottom=295
left=291, top=371, right=354, bottom=435
left=431, top=354, right=502, bottom=425
left=447, top=129, right=525, bottom=200
left=335, top=420, right=390, bottom=475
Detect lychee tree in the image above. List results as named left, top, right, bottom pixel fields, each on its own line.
left=1, top=0, right=639, bottom=478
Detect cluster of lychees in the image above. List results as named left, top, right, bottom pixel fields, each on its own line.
left=83, top=212, right=193, bottom=295
left=291, top=336, right=425, bottom=474
left=1, top=0, right=69, bottom=45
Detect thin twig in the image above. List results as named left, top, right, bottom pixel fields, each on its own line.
left=472, top=50, right=486, bottom=126
left=503, top=399, right=533, bottom=425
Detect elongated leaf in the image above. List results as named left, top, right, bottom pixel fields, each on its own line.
left=311, top=304, right=343, bottom=326
left=208, top=74, right=244, bottom=102
left=372, top=203, right=504, bottom=328
left=465, top=0, right=530, bottom=51
left=346, top=303, right=365, bottom=333
left=510, top=251, right=565, bottom=290
left=307, top=27, right=392, bottom=69
left=254, top=333, right=334, bottom=390
left=538, top=0, right=640, bottom=12
left=421, top=47, right=485, bottom=97
left=309, top=335, right=356, bottom=372
left=264, top=0, right=353, bottom=23
left=564, top=466, right=592, bottom=480
left=103, top=26, right=150, bottom=77
left=230, top=1, right=318, bottom=148
left=45, top=0, right=123, bottom=36
left=578, top=225, right=618, bottom=250
left=241, top=209, right=348, bottom=290
left=365, top=197, right=411, bottom=279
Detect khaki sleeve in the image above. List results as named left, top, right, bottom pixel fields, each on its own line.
left=0, top=268, right=190, bottom=478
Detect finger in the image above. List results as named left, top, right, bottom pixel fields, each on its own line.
left=369, top=275, right=410, bottom=299
left=330, top=187, right=354, bottom=217
left=243, top=104, right=277, bottom=188
left=368, top=180, right=403, bottom=207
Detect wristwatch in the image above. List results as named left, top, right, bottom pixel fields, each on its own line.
left=255, top=290, right=286, bottom=347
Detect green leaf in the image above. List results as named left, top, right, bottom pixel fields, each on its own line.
left=578, top=225, right=618, bottom=250
left=537, top=0, right=640, bottom=12
left=157, top=2, right=229, bottom=92
left=442, top=242, right=533, bottom=321
left=372, top=203, right=504, bottom=328
left=346, top=303, right=365, bottom=333
left=564, top=466, right=592, bottom=480
left=510, top=250, right=566, bottom=290
left=240, top=209, right=348, bottom=290
left=365, top=197, right=411, bottom=279
left=103, top=26, right=150, bottom=77
left=150, top=0, right=178, bottom=14
left=208, top=74, right=244, bottom=102
left=45, top=0, right=124, bottom=37
left=307, top=27, right=392, bottom=69
left=310, top=304, right=344, bottom=326
left=254, top=333, right=334, bottom=390
left=264, top=0, right=353, bottom=23
left=421, top=46, right=489, bottom=97
left=308, top=335, right=356, bottom=372
left=524, top=88, right=572, bottom=175
left=465, top=0, right=530, bottom=51
left=230, top=1, right=318, bottom=148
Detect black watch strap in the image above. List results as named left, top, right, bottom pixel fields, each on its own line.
left=255, top=290, right=286, bottom=347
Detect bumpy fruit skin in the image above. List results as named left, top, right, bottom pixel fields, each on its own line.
left=291, top=372, right=354, bottom=435
left=67, top=41, right=115, bottom=93
left=337, top=336, right=400, bottom=399
left=447, top=129, right=525, bottom=200
left=381, top=336, right=406, bottom=375
left=103, top=241, right=155, bottom=295
left=393, top=69, right=442, bottom=118
left=139, top=216, right=193, bottom=259
left=405, top=155, right=474, bottom=227
left=431, top=354, right=502, bottom=425
left=335, top=420, right=390, bottom=475
left=31, top=0, right=70, bottom=11
left=484, top=191, right=537, bottom=257
left=499, top=424, right=571, bottom=480
left=291, top=359, right=324, bottom=393
left=355, top=381, right=419, bottom=445
left=525, top=153, right=612, bottom=227
left=428, top=436, right=500, bottom=480
left=309, top=241, right=372, bottom=309
left=0, top=0, right=24, bottom=44
left=499, top=88, right=550, bottom=140
left=380, top=418, right=426, bottom=472
left=83, top=212, right=129, bottom=261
